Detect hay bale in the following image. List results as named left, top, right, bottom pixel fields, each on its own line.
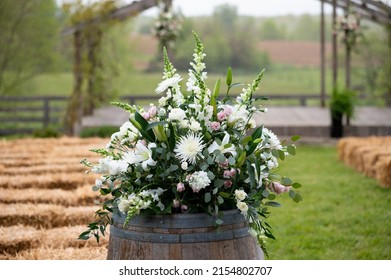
left=6, top=246, right=108, bottom=260
left=0, top=185, right=101, bottom=206
left=0, top=225, right=40, bottom=255
left=0, top=203, right=97, bottom=228
left=0, top=172, right=96, bottom=190
left=375, top=156, right=391, bottom=188
left=337, top=136, right=391, bottom=188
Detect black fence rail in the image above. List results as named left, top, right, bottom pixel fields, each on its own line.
left=0, top=94, right=330, bottom=136
left=0, top=96, right=68, bottom=135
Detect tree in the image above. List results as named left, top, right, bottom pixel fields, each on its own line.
left=0, top=0, right=60, bottom=95
left=259, top=19, right=286, bottom=40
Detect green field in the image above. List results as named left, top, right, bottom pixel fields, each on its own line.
left=267, top=145, right=391, bottom=260
left=29, top=66, right=334, bottom=97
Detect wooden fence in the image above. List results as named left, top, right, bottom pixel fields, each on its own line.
left=0, top=94, right=326, bottom=136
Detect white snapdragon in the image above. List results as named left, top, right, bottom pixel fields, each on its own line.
left=91, top=157, right=111, bottom=174
left=108, top=160, right=128, bottom=175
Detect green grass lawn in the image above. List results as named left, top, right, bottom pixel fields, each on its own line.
left=267, top=145, right=391, bottom=260
left=28, top=66, right=334, bottom=97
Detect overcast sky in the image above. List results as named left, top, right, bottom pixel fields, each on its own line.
left=58, top=0, right=391, bottom=17
left=145, top=0, right=333, bottom=16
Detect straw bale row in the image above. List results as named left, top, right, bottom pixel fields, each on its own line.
left=0, top=137, right=109, bottom=259
left=0, top=164, right=86, bottom=175
left=0, top=185, right=102, bottom=206
left=0, top=225, right=109, bottom=256
left=337, top=137, right=391, bottom=188
left=0, top=172, right=96, bottom=190
left=1, top=246, right=107, bottom=260
left=0, top=203, right=98, bottom=228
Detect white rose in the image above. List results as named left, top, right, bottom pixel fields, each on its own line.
left=237, top=201, right=249, bottom=213
left=235, top=189, right=247, bottom=201
left=118, top=197, right=131, bottom=214
left=168, top=108, right=186, bottom=121
left=189, top=120, right=201, bottom=131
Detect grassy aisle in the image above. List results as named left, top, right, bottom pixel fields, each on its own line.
left=267, top=145, right=391, bottom=260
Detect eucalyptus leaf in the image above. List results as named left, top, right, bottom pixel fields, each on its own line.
left=287, top=145, right=296, bottom=155
left=204, top=192, right=211, bottom=203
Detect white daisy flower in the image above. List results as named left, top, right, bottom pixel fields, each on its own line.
left=174, top=132, right=206, bottom=165
left=155, top=74, right=182, bottom=94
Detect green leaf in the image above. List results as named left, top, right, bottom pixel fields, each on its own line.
left=293, top=193, right=303, bottom=203
left=226, top=67, right=232, bottom=86
left=265, top=201, right=281, bottom=207
left=214, top=179, right=224, bottom=188
left=135, top=112, right=155, bottom=142
left=145, top=121, right=168, bottom=131
left=204, top=192, right=211, bottom=203
left=228, top=156, right=235, bottom=165
left=292, top=182, right=302, bottom=189
left=268, top=193, right=276, bottom=200
left=169, top=165, right=178, bottom=172
left=287, top=145, right=296, bottom=155
left=281, top=177, right=293, bottom=186
left=278, top=150, right=286, bottom=160
left=211, top=78, right=221, bottom=118
left=219, top=192, right=230, bottom=198
left=168, top=123, right=176, bottom=151
left=289, top=189, right=296, bottom=199
left=246, top=160, right=256, bottom=188
left=291, top=135, right=301, bottom=142
left=217, top=196, right=224, bottom=204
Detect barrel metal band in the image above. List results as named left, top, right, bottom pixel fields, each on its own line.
left=110, top=225, right=250, bottom=243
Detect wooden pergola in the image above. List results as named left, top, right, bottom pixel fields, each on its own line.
left=318, top=0, right=391, bottom=107
left=62, top=0, right=172, bottom=134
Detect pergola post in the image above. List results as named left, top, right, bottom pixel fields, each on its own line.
left=345, top=0, right=352, bottom=90
left=332, top=0, right=338, bottom=89
left=320, top=0, right=326, bottom=107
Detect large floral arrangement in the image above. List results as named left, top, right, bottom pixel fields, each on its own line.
left=335, top=7, right=361, bottom=50
left=80, top=32, right=302, bottom=257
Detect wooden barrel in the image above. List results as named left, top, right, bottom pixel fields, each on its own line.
left=107, top=209, right=263, bottom=260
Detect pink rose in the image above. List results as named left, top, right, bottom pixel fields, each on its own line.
left=148, top=106, right=157, bottom=118
left=172, top=199, right=180, bottom=208
left=224, top=180, right=232, bottom=188
left=181, top=204, right=188, bottom=212
left=177, top=182, right=185, bottom=192
left=268, top=182, right=291, bottom=194
left=141, top=112, right=150, bottom=120
left=223, top=170, right=231, bottom=178
left=217, top=111, right=226, bottom=122
left=229, top=168, right=237, bottom=177
left=210, top=121, right=221, bottom=131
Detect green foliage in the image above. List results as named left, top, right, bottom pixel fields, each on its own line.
left=79, top=126, right=118, bottom=138
left=32, top=126, right=61, bottom=138
left=0, top=0, right=62, bottom=95
left=259, top=19, right=286, bottom=40
left=329, top=86, right=356, bottom=119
